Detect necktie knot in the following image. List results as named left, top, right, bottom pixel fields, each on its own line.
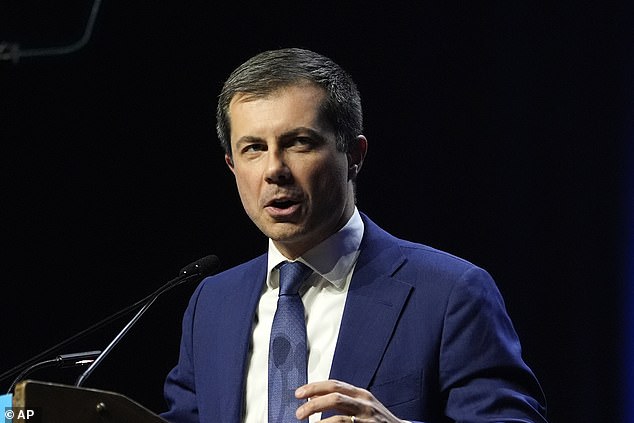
left=278, top=261, right=312, bottom=296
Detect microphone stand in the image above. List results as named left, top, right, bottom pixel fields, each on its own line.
left=75, top=298, right=157, bottom=387
left=0, top=298, right=144, bottom=388
left=75, top=257, right=219, bottom=386
left=7, top=351, right=101, bottom=394
left=0, top=255, right=219, bottom=390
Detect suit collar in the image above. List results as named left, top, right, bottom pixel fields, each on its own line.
left=265, top=208, right=364, bottom=290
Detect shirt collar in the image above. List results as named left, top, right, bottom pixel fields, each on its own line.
left=267, top=207, right=364, bottom=289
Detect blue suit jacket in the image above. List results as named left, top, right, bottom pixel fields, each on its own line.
left=162, top=214, right=547, bottom=423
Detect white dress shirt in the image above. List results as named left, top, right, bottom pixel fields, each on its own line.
left=243, top=208, right=364, bottom=423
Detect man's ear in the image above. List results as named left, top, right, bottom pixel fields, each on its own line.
left=347, top=135, right=368, bottom=180
left=225, top=153, right=236, bottom=175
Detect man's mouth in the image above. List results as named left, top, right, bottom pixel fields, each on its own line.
left=265, top=197, right=302, bottom=217
left=270, top=199, right=297, bottom=209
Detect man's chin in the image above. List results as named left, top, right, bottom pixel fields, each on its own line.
left=265, top=226, right=315, bottom=256
left=266, top=227, right=306, bottom=244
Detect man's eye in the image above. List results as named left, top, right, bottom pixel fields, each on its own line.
left=292, top=137, right=315, bottom=147
left=244, top=144, right=265, bottom=153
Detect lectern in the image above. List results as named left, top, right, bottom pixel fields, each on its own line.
left=11, top=380, right=168, bottom=423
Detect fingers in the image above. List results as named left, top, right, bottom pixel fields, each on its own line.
left=296, top=379, right=362, bottom=400
left=295, top=379, right=404, bottom=422
left=319, top=417, right=364, bottom=423
left=295, top=380, right=375, bottom=420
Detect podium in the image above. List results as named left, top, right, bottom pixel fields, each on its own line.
left=11, top=380, right=168, bottom=423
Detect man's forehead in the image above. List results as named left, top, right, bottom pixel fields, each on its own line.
left=229, top=91, right=265, bottom=105
left=229, top=82, right=326, bottom=105
left=227, top=85, right=334, bottom=145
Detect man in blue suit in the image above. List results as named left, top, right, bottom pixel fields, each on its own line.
left=162, top=48, right=548, bottom=423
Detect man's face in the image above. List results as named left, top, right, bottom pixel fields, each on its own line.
left=225, top=84, right=364, bottom=259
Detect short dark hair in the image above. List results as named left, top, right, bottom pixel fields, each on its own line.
left=216, top=48, right=363, bottom=156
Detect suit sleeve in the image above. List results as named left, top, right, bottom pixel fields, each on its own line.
left=439, top=266, right=548, bottom=422
left=161, top=283, right=204, bottom=423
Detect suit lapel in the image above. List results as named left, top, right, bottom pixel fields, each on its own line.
left=202, top=256, right=267, bottom=422
left=328, top=216, right=412, bottom=390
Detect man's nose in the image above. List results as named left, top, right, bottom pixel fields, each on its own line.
left=264, top=151, right=292, bottom=184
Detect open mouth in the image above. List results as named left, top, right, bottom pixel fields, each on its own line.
left=270, top=199, right=297, bottom=209
left=265, top=198, right=302, bottom=217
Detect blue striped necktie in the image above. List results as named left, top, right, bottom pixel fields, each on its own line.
left=268, top=261, right=312, bottom=423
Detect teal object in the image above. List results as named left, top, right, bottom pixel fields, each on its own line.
left=0, top=393, right=12, bottom=412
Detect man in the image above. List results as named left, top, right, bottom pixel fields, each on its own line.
left=162, top=48, right=548, bottom=423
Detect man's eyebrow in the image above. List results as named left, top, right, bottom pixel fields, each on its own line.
left=280, top=127, right=327, bottom=142
left=234, top=127, right=328, bottom=148
left=235, top=135, right=264, bottom=147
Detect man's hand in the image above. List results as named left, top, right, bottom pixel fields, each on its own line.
left=294, top=379, right=406, bottom=422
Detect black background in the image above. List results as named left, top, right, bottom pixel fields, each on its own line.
left=1, top=2, right=631, bottom=422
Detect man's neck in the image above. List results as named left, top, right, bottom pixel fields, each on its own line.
left=273, top=202, right=357, bottom=259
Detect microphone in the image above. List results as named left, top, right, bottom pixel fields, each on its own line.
left=0, top=255, right=220, bottom=391
left=75, top=254, right=220, bottom=387
left=170, top=254, right=220, bottom=287
left=6, top=351, right=101, bottom=394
